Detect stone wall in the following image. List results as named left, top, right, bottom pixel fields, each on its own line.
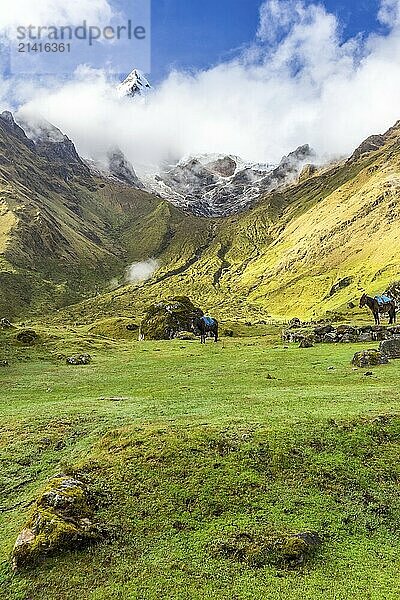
left=282, top=324, right=400, bottom=345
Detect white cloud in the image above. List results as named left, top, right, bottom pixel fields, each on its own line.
left=378, top=0, right=400, bottom=26
left=0, top=0, right=114, bottom=29
left=9, top=0, right=400, bottom=172
left=125, top=259, right=158, bottom=284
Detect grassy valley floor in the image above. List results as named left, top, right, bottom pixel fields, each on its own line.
left=1, top=331, right=400, bottom=599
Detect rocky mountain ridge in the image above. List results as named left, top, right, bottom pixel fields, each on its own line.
left=143, top=145, right=315, bottom=217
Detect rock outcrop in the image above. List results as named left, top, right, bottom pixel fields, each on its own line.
left=144, top=145, right=315, bottom=217
left=352, top=350, right=389, bottom=367
left=0, top=111, right=35, bottom=151
left=140, top=296, right=203, bottom=340
left=66, top=354, right=91, bottom=365
left=379, top=338, right=400, bottom=359
left=12, top=476, right=102, bottom=571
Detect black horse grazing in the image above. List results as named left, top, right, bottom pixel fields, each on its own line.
left=192, top=316, right=219, bottom=344
left=359, top=293, right=396, bottom=325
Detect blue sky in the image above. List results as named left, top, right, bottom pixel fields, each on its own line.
left=150, top=0, right=382, bottom=83
left=0, top=0, right=387, bottom=82
left=7, top=0, right=400, bottom=172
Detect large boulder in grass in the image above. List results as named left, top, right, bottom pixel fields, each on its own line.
left=379, top=338, right=400, bottom=359
left=352, top=349, right=389, bottom=368
left=210, top=529, right=321, bottom=569
left=16, top=329, right=38, bottom=345
left=140, top=296, right=203, bottom=340
left=12, top=476, right=103, bottom=571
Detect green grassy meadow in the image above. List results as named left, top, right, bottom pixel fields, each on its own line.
left=1, top=329, right=400, bottom=599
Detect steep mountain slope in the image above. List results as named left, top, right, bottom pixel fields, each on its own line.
left=3, top=108, right=400, bottom=324
left=58, top=120, right=400, bottom=324
left=0, top=113, right=211, bottom=318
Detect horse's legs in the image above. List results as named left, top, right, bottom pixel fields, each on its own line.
left=214, top=328, right=218, bottom=343
left=374, top=311, right=379, bottom=325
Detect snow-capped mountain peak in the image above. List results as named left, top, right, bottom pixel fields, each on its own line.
left=117, top=69, right=151, bottom=98
left=142, top=146, right=315, bottom=217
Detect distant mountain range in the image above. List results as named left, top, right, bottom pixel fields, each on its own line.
left=105, top=69, right=319, bottom=217
left=142, top=146, right=315, bottom=217
left=1, top=105, right=400, bottom=324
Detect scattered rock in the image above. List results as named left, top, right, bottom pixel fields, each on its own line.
left=288, top=317, right=302, bottom=329
left=66, top=354, right=91, bottom=365
left=0, top=360, right=9, bottom=367
left=223, top=328, right=234, bottom=337
left=174, top=331, right=197, bottom=341
left=314, top=325, right=335, bottom=337
left=379, top=338, right=400, bottom=359
left=352, top=349, right=389, bottom=368
left=126, top=323, right=139, bottom=331
left=299, top=338, right=314, bottom=348
left=328, top=277, right=353, bottom=297
left=0, top=318, right=13, bottom=329
left=340, top=333, right=355, bottom=343
left=336, top=325, right=357, bottom=336
left=12, top=475, right=103, bottom=571
left=358, top=332, right=373, bottom=343
left=323, top=333, right=337, bottom=343
left=364, top=371, right=374, bottom=377
left=283, top=323, right=400, bottom=345
left=16, top=329, right=38, bottom=345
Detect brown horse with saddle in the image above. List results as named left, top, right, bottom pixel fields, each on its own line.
left=359, top=293, right=396, bottom=325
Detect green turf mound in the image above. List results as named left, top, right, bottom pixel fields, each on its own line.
left=87, top=318, right=139, bottom=340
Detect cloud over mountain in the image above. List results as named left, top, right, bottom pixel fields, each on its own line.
left=6, top=0, right=400, bottom=172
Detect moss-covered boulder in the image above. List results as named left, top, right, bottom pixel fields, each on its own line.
left=352, top=349, right=389, bottom=367
left=15, top=329, right=38, bottom=345
left=140, top=296, right=203, bottom=340
left=210, top=529, right=321, bottom=569
left=12, top=476, right=102, bottom=571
